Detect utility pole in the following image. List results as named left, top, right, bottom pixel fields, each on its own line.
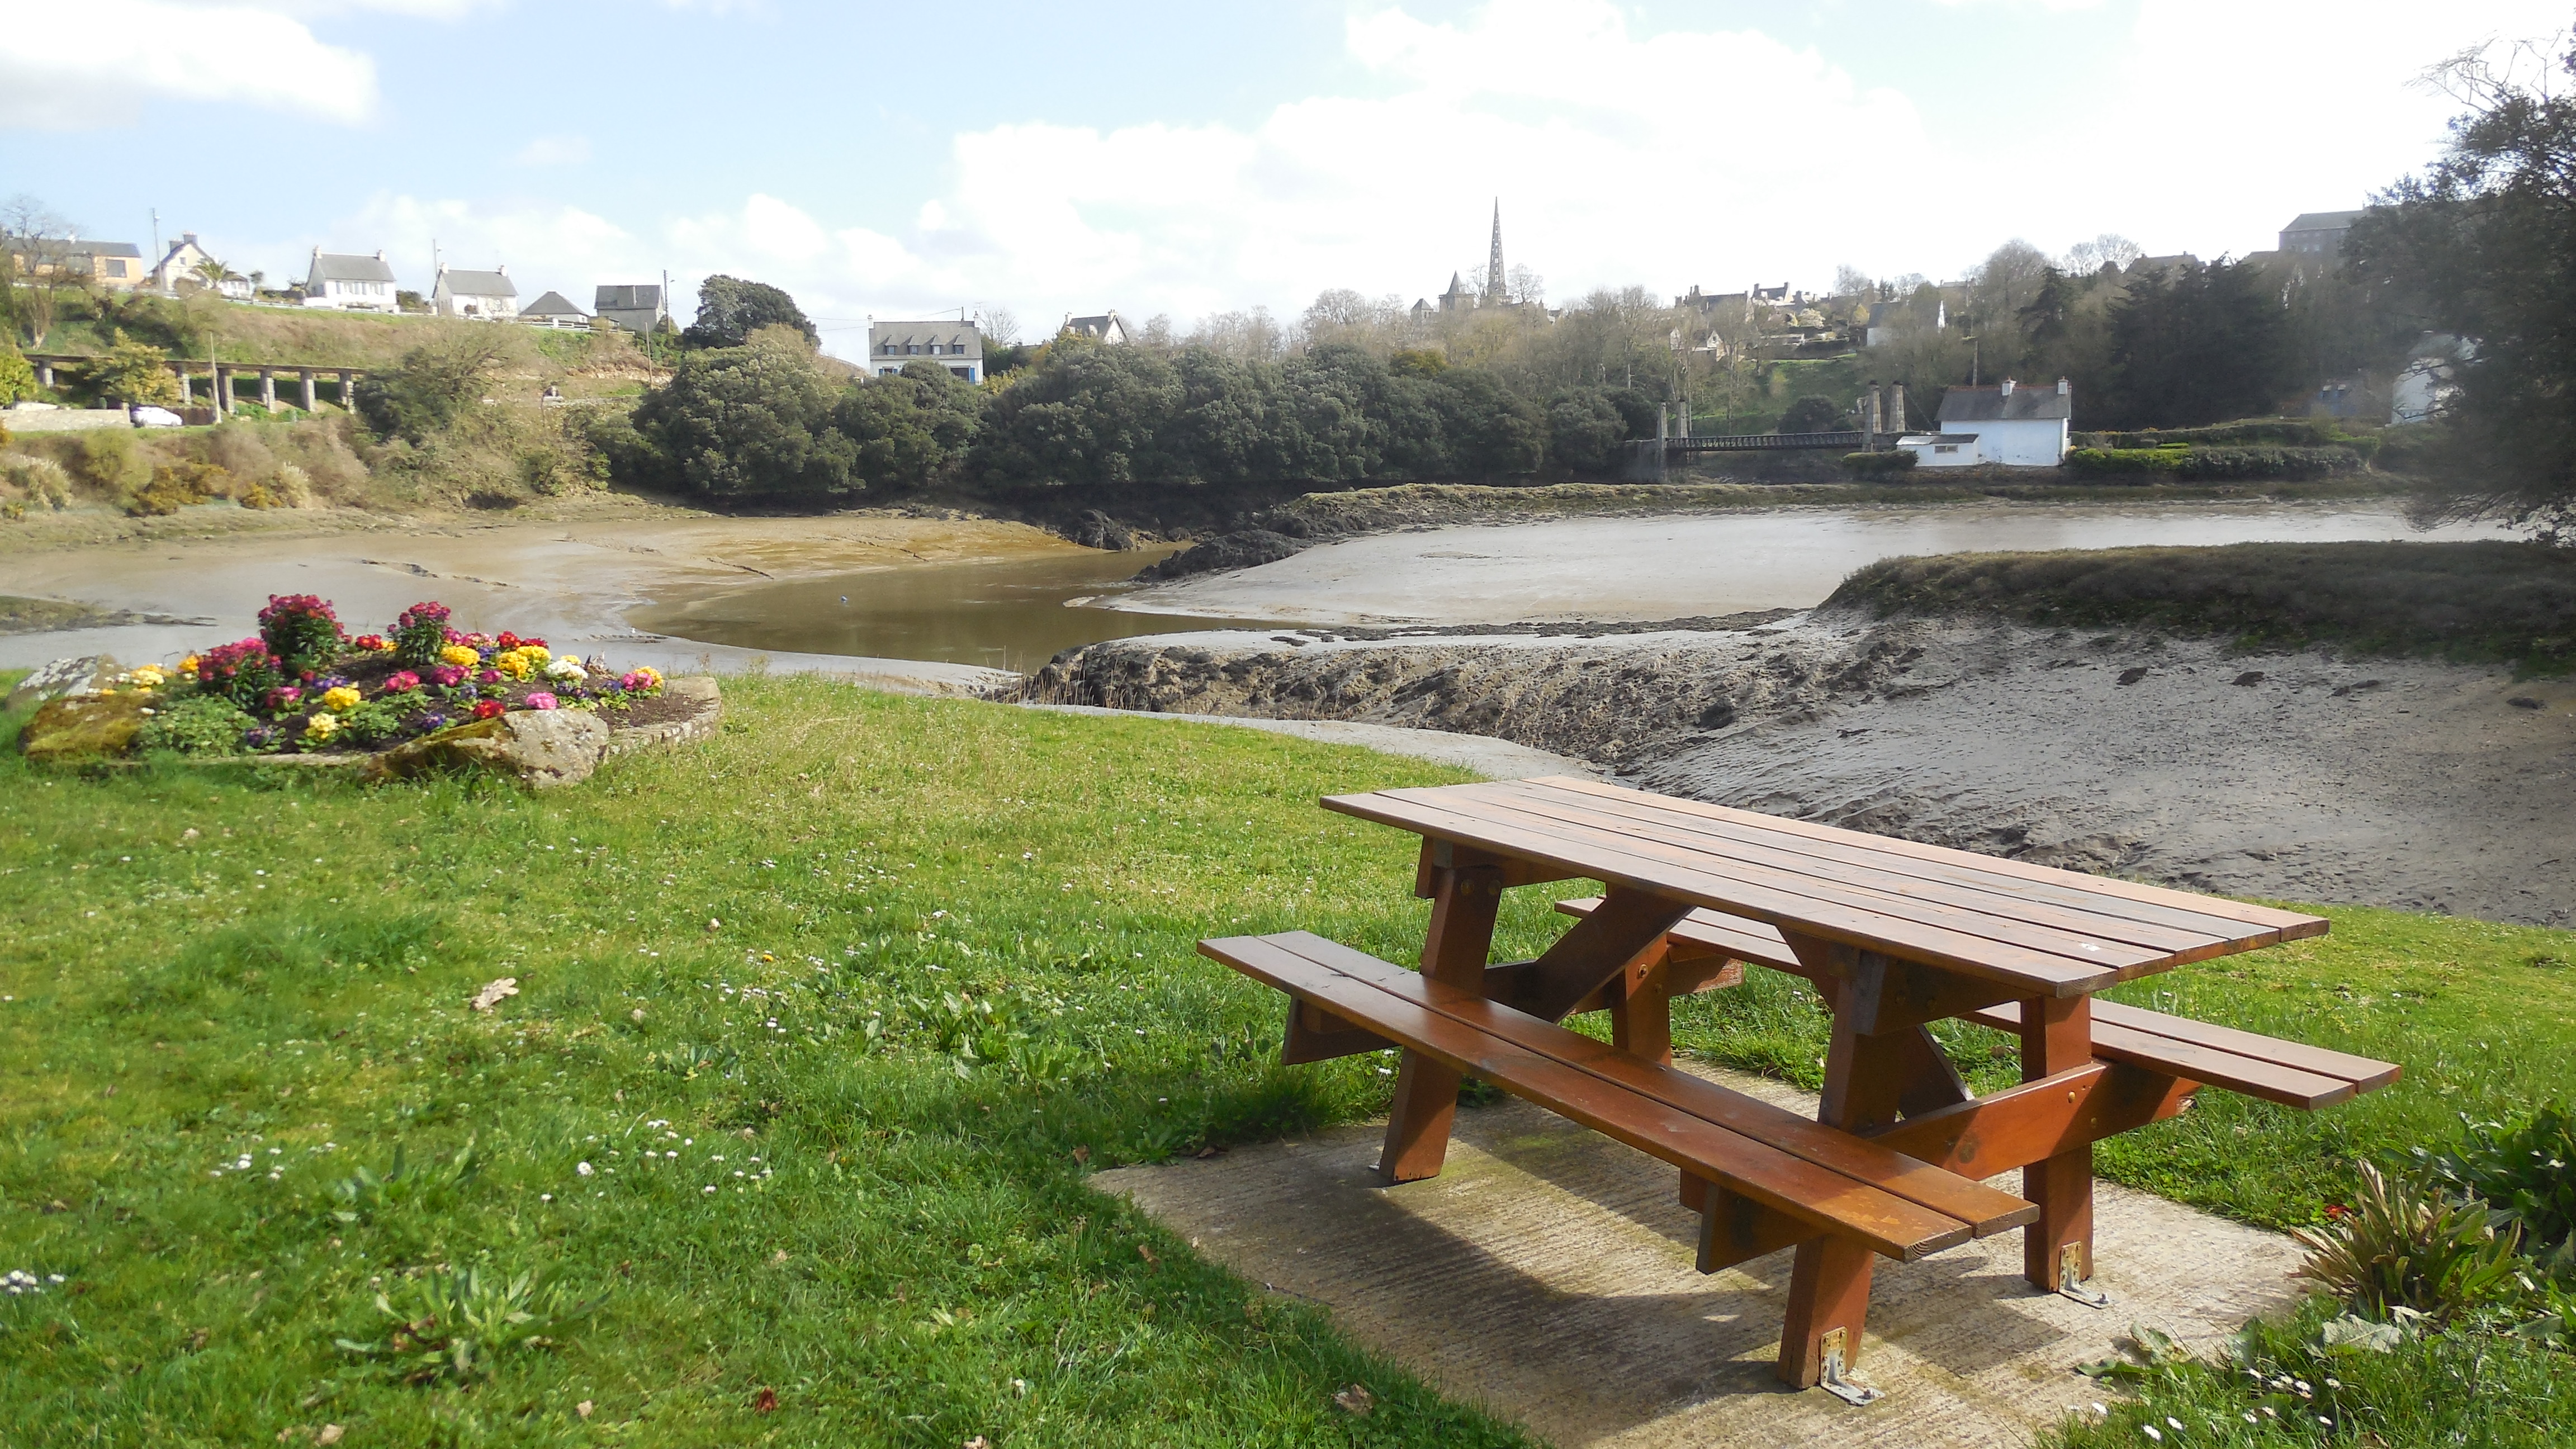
left=149, top=207, right=161, bottom=289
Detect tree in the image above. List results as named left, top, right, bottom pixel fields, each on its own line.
left=680, top=275, right=816, bottom=349
left=1779, top=394, right=1845, bottom=433
left=89, top=330, right=179, bottom=407
left=830, top=361, right=981, bottom=491
left=0, top=339, right=40, bottom=402
left=1545, top=389, right=1626, bottom=473
left=629, top=331, right=858, bottom=497
left=354, top=334, right=509, bottom=442
left=969, top=340, right=1183, bottom=487
left=2, top=193, right=87, bottom=348
left=2063, top=234, right=2143, bottom=273
left=2095, top=259, right=2294, bottom=428
left=2348, top=31, right=2576, bottom=534
left=190, top=256, right=229, bottom=294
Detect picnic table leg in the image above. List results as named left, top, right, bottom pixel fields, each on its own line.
left=1605, top=944, right=1673, bottom=1066
left=1774, top=1007, right=1905, bottom=1389
left=1377, top=859, right=1504, bottom=1182
left=2021, top=996, right=2097, bottom=1295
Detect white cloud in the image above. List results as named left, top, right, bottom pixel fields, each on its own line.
left=513, top=134, right=593, bottom=167
left=0, top=1, right=378, bottom=126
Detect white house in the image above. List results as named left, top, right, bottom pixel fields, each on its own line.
left=2391, top=333, right=2469, bottom=425
left=1060, top=311, right=1128, bottom=344
left=304, top=249, right=398, bottom=311
left=433, top=264, right=518, bottom=320
left=150, top=232, right=248, bottom=297
left=1899, top=378, right=2073, bottom=468
left=867, top=320, right=983, bottom=382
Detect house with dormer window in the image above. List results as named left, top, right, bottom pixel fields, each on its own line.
left=866, top=320, right=983, bottom=382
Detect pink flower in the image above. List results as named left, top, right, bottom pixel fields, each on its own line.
left=426, top=664, right=466, bottom=687
left=524, top=692, right=560, bottom=711
left=383, top=670, right=422, bottom=693
left=476, top=669, right=503, bottom=685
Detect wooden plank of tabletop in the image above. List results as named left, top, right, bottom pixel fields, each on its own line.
left=1371, top=787, right=2170, bottom=978
left=1497, top=779, right=2290, bottom=953
left=1323, top=788, right=2121, bottom=994
left=1479, top=782, right=2236, bottom=960
left=1529, top=777, right=2327, bottom=941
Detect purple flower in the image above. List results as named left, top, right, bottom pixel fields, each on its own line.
left=240, top=726, right=278, bottom=751
left=524, top=692, right=560, bottom=711
left=404, top=711, right=451, bottom=736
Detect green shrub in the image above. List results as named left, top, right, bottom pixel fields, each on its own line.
left=1778, top=394, right=1845, bottom=433
left=2290, top=1161, right=2523, bottom=1323
left=0, top=341, right=37, bottom=403
left=133, top=695, right=257, bottom=755
left=337, top=698, right=403, bottom=746
left=2062, top=444, right=2365, bottom=481
left=1843, top=451, right=1917, bottom=477
left=88, top=330, right=181, bottom=407
left=2082, top=418, right=2356, bottom=449
left=2417, top=1106, right=2576, bottom=1274
left=127, top=462, right=230, bottom=517
left=69, top=430, right=150, bottom=498
left=2062, top=446, right=2189, bottom=477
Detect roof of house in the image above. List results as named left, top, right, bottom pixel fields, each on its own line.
left=1064, top=312, right=1123, bottom=339
left=2283, top=210, right=2366, bottom=233
left=1938, top=383, right=2072, bottom=424
left=595, top=283, right=661, bottom=311
left=311, top=252, right=396, bottom=283
left=4, top=236, right=143, bottom=260
left=522, top=290, right=586, bottom=317
left=439, top=268, right=516, bottom=298
left=1901, top=433, right=1981, bottom=444
left=869, top=323, right=981, bottom=353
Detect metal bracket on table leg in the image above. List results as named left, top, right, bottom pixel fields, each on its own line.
left=1815, top=1328, right=1882, bottom=1406
left=2057, top=1243, right=2110, bottom=1309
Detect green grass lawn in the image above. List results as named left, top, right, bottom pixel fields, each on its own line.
left=1, top=675, right=2570, bottom=1446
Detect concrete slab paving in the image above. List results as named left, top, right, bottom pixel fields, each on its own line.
left=1095, top=1065, right=2303, bottom=1448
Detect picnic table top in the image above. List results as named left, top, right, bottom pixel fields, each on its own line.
left=1321, top=776, right=2328, bottom=997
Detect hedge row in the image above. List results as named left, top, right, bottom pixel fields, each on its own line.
left=2075, top=418, right=2376, bottom=454
left=2062, top=444, right=2370, bottom=481
left=1840, top=451, right=1917, bottom=476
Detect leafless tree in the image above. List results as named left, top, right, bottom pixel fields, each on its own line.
left=1506, top=264, right=1544, bottom=308
left=1136, top=313, right=1176, bottom=352
left=1186, top=306, right=1285, bottom=362
left=2, top=193, right=86, bottom=348
left=2063, top=234, right=2144, bottom=274
left=975, top=305, right=1020, bottom=347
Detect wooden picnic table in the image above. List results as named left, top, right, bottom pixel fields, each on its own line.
left=1203, top=775, right=2395, bottom=1399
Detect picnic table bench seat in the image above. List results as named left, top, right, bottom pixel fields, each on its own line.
left=1552, top=896, right=2402, bottom=1111
left=1202, top=930, right=2039, bottom=1267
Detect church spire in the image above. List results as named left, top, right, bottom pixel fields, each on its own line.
left=1486, top=199, right=1505, bottom=302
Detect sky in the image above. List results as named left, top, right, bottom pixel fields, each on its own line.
left=3, top=0, right=2569, bottom=358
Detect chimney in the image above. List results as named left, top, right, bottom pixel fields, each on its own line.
left=2057, top=376, right=2071, bottom=395
left=375, top=249, right=385, bottom=261
left=2000, top=378, right=2015, bottom=397
left=498, top=263, right=508, bottom=276
left=183, top=231, right=198, bottom=245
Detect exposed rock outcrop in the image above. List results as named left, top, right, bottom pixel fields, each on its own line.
left=366, top=710, right=611, bottom=790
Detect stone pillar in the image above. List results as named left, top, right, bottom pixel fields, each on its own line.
left=176, top=368, right=193, bottom=405
left=338, top=371, right=353, bottom=408
left=34, top=361, right=52, bottom=389
left=1887, top=384, right=1906, bottom=434
left=259, top=368, right=276, bottom=411
left=300, top=371, right=317, bottom=411
left=215, top=365, right=232, bottom=416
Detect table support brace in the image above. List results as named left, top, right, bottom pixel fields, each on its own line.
left=1377, top=859, right=1504, bottom=1182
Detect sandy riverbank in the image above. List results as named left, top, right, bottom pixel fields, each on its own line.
left=0, top=501, right=1068, bottom=693
left=1027, top=613, right=2576, bottom=925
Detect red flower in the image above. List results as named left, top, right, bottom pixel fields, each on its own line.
left=2324, top=1204, right=2350, bottom=1220
left=496, top=631, right=522, bottom=650
left=471, top=699, right=506, bottom=720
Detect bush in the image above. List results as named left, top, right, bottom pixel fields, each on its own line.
left=679, top=276, right=816, bottom=350
left=355, top=335, right=508, bottom=443
left=2, top=455, right=73, bottom=510
left=88, top=330, right=180, bottom=408
left=2290, top=1161, right=2524, bottom=1322
left=69, top=430, right=150, bottom=498
left=2417, top=1106, right=2576, bottom=1275
left=127, top=462, right=231, bottom=517
left=134, top=695, right=257, bottom=755
left=1843, top=451, right=1917, bottom=477
left=257, top=594, right=344, bottom=669
left=2061, top=446, right=2190, bottom=477
left=626, top=333, right=858, bottom=498
left=0, top=341, right=37, bottom=403
left=1779, top=394, right=1845, bottom=433
left=2062, top=444, right=2367, bottom=481
left=2083, top=418, right=2356, bottom=450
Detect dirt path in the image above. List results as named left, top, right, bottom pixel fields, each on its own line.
left=1027, top=614, right=2576, bottom=925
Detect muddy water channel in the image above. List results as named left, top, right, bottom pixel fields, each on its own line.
left=631, top=500, right=2514, bottom=665
left=627, top=544, right=1228, bottom=673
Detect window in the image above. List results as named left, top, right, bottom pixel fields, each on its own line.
left=104, top=260, right=126, bottom=277
left=928, top=343, right=942, bottom=354
left=1934, top=444, right=1958, bottom=454
left=907, top=344, right=920, bottom=354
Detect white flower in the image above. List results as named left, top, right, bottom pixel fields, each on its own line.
left=576, top=1162, right=594, bottom=1176
left=544, top=657, right=585, bottom=682
left=703, top=1185, right=716, bottom=1194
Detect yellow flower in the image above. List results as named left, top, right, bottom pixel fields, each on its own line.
left=519, top=644, right=551, bottom=666
left=632, top=665, right=663, bottom=688
left=439, top=644, right=480, bottom=667
left=130, top=665, right=167, bottom=689
left=178, top=654, right=201, bottom=674
left=304, top=712, right=340, bottom=741
left=319, top=685, right=362, bottom=712
left=494, top=650, right=533, bottom=680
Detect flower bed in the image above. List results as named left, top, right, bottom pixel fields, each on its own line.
left=94, top=594, right=684, bottom=758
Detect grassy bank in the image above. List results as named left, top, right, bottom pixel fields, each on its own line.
left=2, top=678, right=2571, bottom=1443
left=1829, top=539, right=2576, bottom=675
left=1262, top=476, right=2413, bottom=538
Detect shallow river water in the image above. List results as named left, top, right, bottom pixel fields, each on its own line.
left=640, top=499, right=2514, bottom=664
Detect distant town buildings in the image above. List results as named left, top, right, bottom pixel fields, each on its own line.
left=305, top=249, right=399, bottom=311
left=1413, top=202, right=1541, bottom=317
left=1061, top=311, right=1129, bottom=344
left=868, top=319, right=984, bottom=383
left=433, top=263, right=519, bottom=320
left=594, top=284, right=666, bottom=334
left=2280, top=211, right=2366, bottom=264
left=2, top=234, right=146, bottom=288
left=149, top=233, right=248, bottom=297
